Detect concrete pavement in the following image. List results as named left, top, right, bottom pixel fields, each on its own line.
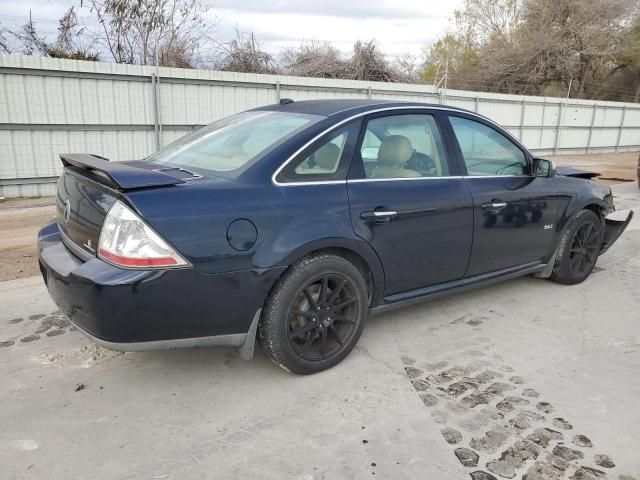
left=1, top=182, right=639, bottom=480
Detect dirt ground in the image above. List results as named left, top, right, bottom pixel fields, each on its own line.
left=0, top=200, right=55, bottom=281
left=0, top=150, right=637, bottom=282
left=548, top=150, right=639, bottom=183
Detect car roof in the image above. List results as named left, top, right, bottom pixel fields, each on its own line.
left=254, top=99, right=474, bottom=118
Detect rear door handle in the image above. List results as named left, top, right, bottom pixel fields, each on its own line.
left=360, top=210, right=398, bottom=223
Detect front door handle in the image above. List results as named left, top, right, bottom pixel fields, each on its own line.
left=482, top=202, right=507, bottom=210
left=360, top=210, right=398, bottom=223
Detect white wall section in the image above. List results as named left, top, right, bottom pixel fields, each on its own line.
left=1, top=54, right=639, bottom=197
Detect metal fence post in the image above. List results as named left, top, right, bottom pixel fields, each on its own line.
left=474, top=96, right=479, bottom=112
left=554, top=102, right=564, bottom=154
left=538, top=102, right=546, bottom=149
left=519, top=100, right=526, bottom=141
left=367, top=86, right=372, bottom=99
left=615, top=105, right=627, bottom=152
left=275, top=81, right=281, bottom=103
left=151, top=74, right=160, bottom=151
left=586, top=104, right=597, bottom=154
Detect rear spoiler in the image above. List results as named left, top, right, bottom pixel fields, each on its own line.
left=60, top=154, right=185, bottom=189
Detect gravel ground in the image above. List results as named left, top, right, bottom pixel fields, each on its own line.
left=0, top=182, right=638, bottom=480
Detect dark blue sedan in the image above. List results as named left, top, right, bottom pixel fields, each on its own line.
left=37, top=99, right=633, bottom=374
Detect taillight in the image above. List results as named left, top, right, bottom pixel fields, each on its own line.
left=98, top=201, right=189, bottom=269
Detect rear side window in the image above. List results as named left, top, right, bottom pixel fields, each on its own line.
left=449, top=116, right=528, bottom=176
left=276, top=121, right=361, bottom=183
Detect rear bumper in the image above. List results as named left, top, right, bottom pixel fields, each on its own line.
left=37, top=220, right=283, bottom=349
left=600, top=210, right=634, bottom=254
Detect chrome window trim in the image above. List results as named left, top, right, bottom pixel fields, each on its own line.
left=347, top=176, right=464, bottom=183
left=463, top=175, right=534, bottom=179
left=272, top=105, right=531, bottom=187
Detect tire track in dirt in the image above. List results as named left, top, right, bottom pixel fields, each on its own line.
left=401, top=352, right=635, bottom=480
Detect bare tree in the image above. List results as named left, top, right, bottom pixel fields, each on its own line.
left=87, top=0, right=214, bottom=66
left=280, top=40, right=350, bottom=78
left=16, top=8, right=99, bottom=60
left=214, top=29, right=277, bottom=74
left=0, top=23, right=11, bottom=53
left=454, top=0, right=524, bottom=44
left=281, top=39, right=409, bottom=82
left=394, top=52, right=420, bottom=81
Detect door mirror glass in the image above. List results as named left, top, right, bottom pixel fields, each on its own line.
left=534, top=158, right=556, bottom=178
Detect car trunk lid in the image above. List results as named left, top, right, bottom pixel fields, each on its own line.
left=56, top=154, right=191, bottom=257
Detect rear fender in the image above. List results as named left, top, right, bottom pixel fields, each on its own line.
left=275, top=237, right=386, bottom=307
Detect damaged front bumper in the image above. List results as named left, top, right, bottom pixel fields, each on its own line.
left=600, top=209, right=634, bottom=254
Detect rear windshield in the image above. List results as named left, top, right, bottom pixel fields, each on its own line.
left=146, top=111, right=322, bottom=174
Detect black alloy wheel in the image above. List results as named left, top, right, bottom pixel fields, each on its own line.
left=568, top=220, right=600, bottom=276
left=550, top=209, right=602, bottom=285
left=259, top=254, right=368, bottom=374
left=287, top=273, right=360, bottom=361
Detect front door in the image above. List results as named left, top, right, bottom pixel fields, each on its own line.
left=347, top=112, right=474, bottom=296
left=444, top=113, right=560, bottom=276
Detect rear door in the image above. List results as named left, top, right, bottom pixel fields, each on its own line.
left=347, top=110, right=474, bottom=296
left=443, top=113, right=559, bottom=276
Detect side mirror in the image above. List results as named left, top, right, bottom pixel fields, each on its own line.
left=534, top=158, right=556, bottom=178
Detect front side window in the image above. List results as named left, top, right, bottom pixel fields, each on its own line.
left=360, top=114, right=450, bottom=179
left=449, top=116, right=528, bottom=176
left=147, top=111, right=322, bottom=175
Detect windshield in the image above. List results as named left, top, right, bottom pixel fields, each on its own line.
left=147, top=111, right=323, bottom=174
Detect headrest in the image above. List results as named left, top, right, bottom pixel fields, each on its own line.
left=314, top=142, right=341, bottom=170
left=377, top=135, right=413, bottom=166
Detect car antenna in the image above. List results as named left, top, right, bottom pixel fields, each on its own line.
left=279, top=98, right=294, bottom=105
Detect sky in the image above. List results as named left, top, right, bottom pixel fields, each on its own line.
left=0, top=0, right=464, bottom=60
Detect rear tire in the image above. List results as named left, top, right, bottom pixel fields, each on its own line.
left=550, top=209, right=602, bottom=285
left=259, top=254, right=368, bottom=374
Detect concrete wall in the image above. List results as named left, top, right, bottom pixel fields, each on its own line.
left=1, top=54, right=639, bottom=197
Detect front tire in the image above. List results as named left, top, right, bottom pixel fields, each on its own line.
left=550, top=209, right=602, bottom=285
left=259, top=254, right=368, bottom=374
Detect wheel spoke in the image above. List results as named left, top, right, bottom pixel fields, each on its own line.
left=333, top=314, right=356, bottom=325
left=297, top=310, right=317, bottom=320
left=582, top=223, right=593, bottom=244
left=332, top=297, right=356, bottom=312
left=303, top=287, right=319, bottom=311
left=327, top=279, right=347, bottom=306
left=584, top=252, right=594, bottom=265
left=570, top=254, right=582, bottom=271
left=319, top=327, right=328, bottom=357
left=328, top=324, right=344, bottom=347
left=319, top=276, right=329, bottom=307
left=300, top=330, right=316, bottom=354
left=289, top=321, right=317, bottom=340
